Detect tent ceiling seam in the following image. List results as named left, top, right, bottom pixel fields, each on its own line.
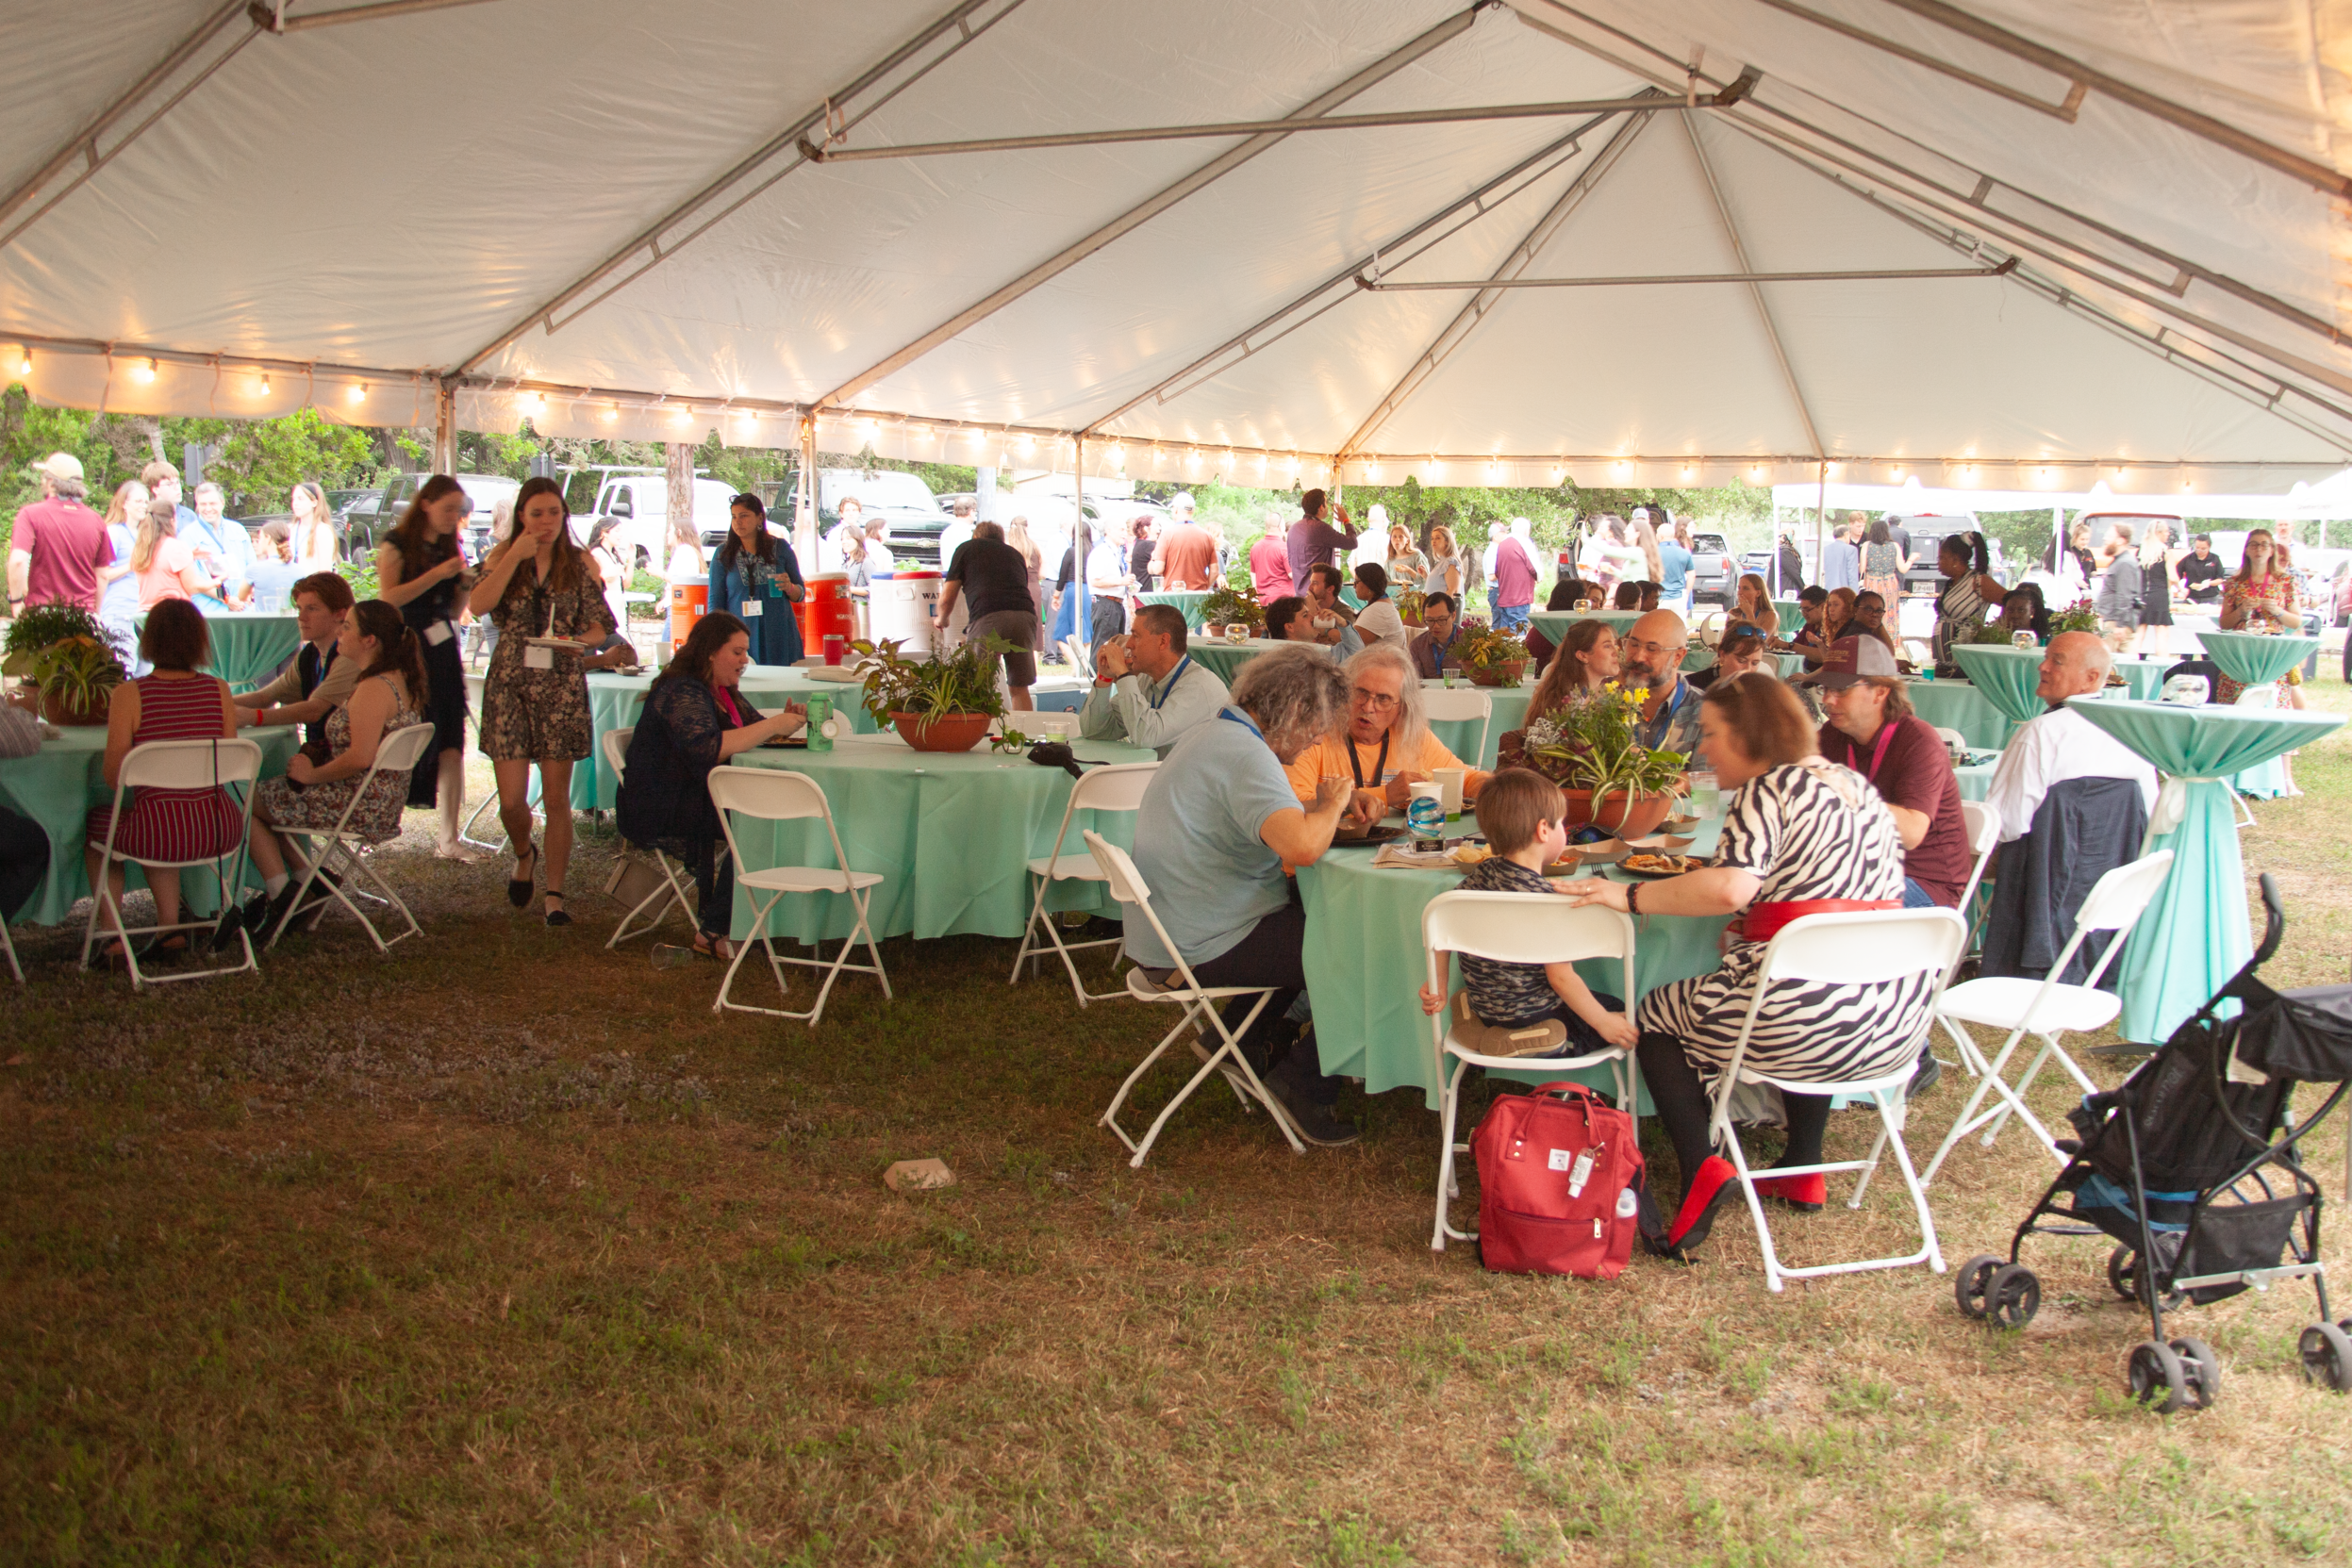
left=455, top=0, right=1025, bottom=375
left=1682, top=114, right=1826, bottom=459
left=1336, top=109, right=1653, bottom=458
left=815, top=2, right=1489, bottom=413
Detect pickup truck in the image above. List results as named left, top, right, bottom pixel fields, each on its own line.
left=697, top=467, right=950, bottom=570
left=585, top=471, right=739, bottom=571
left=337, top=473, right=520, bottom=563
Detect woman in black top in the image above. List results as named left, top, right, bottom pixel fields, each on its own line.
left=618, top=613, right=805, bottom=961
left=375, top=474, right=475, bottom=858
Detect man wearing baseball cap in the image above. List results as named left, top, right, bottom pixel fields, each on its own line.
left=1813, top=634, right=1970, bottom=912
left=8, top=453, right=114, bottom=615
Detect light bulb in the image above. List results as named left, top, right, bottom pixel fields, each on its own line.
left=347, top=383, right=368, bottom=404
left=526, top=391, right=546, bottom=412
left=134, top=357, right=157, bottom=384
left=11, top=349, right=27, bottom=377
left=601, top=403, right=618, bottom=422
left=259, top=374, right=273, bottom=396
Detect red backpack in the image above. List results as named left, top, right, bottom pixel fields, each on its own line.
left=1471, top=1081, right=1652, bottom=1279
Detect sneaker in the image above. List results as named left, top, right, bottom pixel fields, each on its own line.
left=1266, top=1059, right=1361, bottom=1147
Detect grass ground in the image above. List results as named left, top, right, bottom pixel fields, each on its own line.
left=5, top=675, right=2351, bottom=1566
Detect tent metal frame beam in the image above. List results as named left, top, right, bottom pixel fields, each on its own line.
left=815, top=2, right=1490, bottom=413
left=798, top=85, right=1752, bottom=162
left=456, top=0, right=1027, bottom=374
left=0, top=0, right=259, bottom=245
left=1357, top=257, right=2016, bottom=289
left=1079, top=105, right=1636, bottom=436
left=1338, top=111, right=1651, bottom=460
left=251, top=0, right=501, bottom=32
left=1683, top=113, right=1825, bottom=458
left=1848, top=0, right=2352, bottom=202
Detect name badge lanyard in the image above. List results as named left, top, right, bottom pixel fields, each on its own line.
left=1853, top=720, right=1897, bottom=784
left=1147, top=655, right=1192, bottom=711
left=1349, top=730, right=1390, bottom=788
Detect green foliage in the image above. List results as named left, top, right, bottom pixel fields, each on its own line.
left=184, top=406, right=379, bottom=516
left=852, top=636, right=1008, bottom=725
left=1452, top=623, right=1526, bottom=675
left=1199, top=581, right=1263, bottom=629
left=2, top=600, right=110, bottom=668
left=1520, top=683, right=1688, bottom=799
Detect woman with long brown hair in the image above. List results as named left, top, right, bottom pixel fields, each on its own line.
left=469, top=476, right=632, bottom=926
left=1498, top=619, right=1622, bottom=768
left=377, top=474, right=476, bottom=859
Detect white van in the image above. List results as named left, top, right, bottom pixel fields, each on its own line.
left=588, top=474, right=739, bottom=569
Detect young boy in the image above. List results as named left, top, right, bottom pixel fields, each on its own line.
left=1418, top=768, right=1637, bottom=1055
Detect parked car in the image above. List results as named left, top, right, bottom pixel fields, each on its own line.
left=1888, top=514, right=2005, bottom=594
left=338, top=473, right=521, bottom=564
left=585, top=470, right=738, bottom=570
left=721, top=467, right=949, bottom=569
left=1683, top=531, right=1738, bottom=607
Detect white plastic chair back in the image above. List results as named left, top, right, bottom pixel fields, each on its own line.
left=1753, top=907, right=1966, bottom=992
left=1068, top=760, right=1159, bottom=815
left=1953, top=800, right=2000, bottom=931
left=603, top=724, right=635, bottom=784
left=707, top=765, right=829, bottom=824
left=2234, top=685, right=2279, bottom=710
left=1084, top=828, right=1151, bottom=908
left=119, top=736, right=264, bottom=794
left=1422, top=890, right=1631, bottom=970
left=1419, top=685, right=1493, bottom=767
left=370, top=721, right=437, bottom=778
left=2072, top=850, right=2175, bottom=937
left=1935, top=727, right=1969, bottom=752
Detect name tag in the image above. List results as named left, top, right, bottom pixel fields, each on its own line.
left=523, top=644, right=555, bottom=670
left=422, top=619, right=454, bottom=647
left=741, top=598, right=763, bottom=619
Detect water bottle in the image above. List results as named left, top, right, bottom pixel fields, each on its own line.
left=805, top=692, right=834, bottom=752
left=1408, top=782, right=1445, bottom=849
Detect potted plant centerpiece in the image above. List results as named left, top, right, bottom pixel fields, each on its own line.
left=1198, top=581, right=1263, bottom=639
left=1517, top=682, right=1687, bottom=838
left=1452, top=622, right=1528, bottom=687
left=854, top=635, right=1009, bottom=752
left=3, top=602, right=125, bottom=726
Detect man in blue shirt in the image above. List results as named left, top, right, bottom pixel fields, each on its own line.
left=1656, top=524, right=1694, bottom=615
left=179, top=477, right=257, bottom=607
left=1820, top=514, right=1863, bottom=593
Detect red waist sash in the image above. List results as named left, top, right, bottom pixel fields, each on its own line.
left=1735, top=898, right=1899, bottom=944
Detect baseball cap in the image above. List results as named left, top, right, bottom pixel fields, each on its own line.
left=37, top=452, right=84, bottom=485
left=1814, top=634, right=1901, bottom=690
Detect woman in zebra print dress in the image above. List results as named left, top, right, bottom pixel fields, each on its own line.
left=1561, top=672, right=1929, bottom=1257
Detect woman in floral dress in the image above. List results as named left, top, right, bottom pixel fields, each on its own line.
left=470, top=477, right=634, bottom=927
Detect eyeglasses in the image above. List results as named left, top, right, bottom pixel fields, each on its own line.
left=1621, top=637, right=1686, bottom=660
left=1350, top=688, right=1400, bottom=712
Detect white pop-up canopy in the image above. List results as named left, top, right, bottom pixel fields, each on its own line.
left=5, top=0, right=2351, bottom=498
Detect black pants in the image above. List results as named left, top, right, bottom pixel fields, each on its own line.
left=1089, top=595, right=1127, bottom=652
left=1186, top=898, right=1338, bottom=1107
left=1635, top=1031, right=1830, bottom=1201
left=0, top=804, right=50, bottom=921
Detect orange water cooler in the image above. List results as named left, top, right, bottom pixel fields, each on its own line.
left=799, top=573, right=854, bottom=657
left=669, top=582, right=708, bottom=651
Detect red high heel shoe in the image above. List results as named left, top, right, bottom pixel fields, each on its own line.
left=1648, top=1156, right=1739, bottom=1261
left=1752, top=1170, right=1827, bottom=1212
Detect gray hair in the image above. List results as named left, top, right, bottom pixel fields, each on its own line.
left=972, top=519, right=1003, bottom=541
left=1342, top=641, right=1429, bottom=758
left=1231, top=644, right=1349, bottom=758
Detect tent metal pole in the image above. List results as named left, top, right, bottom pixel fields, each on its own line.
left=1338, top=109, right=1653, bottom=460
left=1814, top=462, right=1827, bottom=594
left=1683, top=115, right=1824, bottom=460
left=0, top=0, right=260, bottom=247
left=433, top=381, right=456, bottom=474
left=257, top=0, right=503, bottom=33
left=803, top=91, right=1739, bottom=161
left=798, top=415, right=820, bottom=572
left=1073, top=434, right=1089, bottom=654
left=456, top=0, right=1020, bottom=374
left=1360, top=259, right=2016, bottom=289
left=817, top=3, right=1488, bottom=412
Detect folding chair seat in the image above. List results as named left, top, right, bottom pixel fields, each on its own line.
left=1421, top=890, right=1638, bottom=1252
left=1008, top=761, right=1157, bottom=1004
left=706, top=765, right=889, bottom=1027
left=265, top=722, right=437, bottom=954
left=80, top=736, right=266, bottom=990
left=1418, top=686, right=1493, bottom=772
left=1085, top=830, right=1303, bottom=1165
left=1710, top=906, right=1968, bottom=1293
left=1923, top=850, right=2175, bottom=1184
left=600, top=725, right=697, bottom=948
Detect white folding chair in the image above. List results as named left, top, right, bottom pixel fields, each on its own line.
left=1420, top=685, right=1493, bottom=772
left=1, top=906, right=21, bottom=983
left=80, top=736, right=265, bottom=990
left=1953, top=799, right=2000, bottom=964
left=706, top=765, right=889, bottom=1027
left=1085, top=829, right=1304, bottom=1165
left=1713, top=906, right=1967, bottom=1292
left=1923, top=850, right=2175, bottom=1184
left=1933, top=726, right=1969, bottom=753
left=264, top=722, right=437, bottom=954
left=1008, top=762, right=1158, bottom=1004
left=600, top=725, right=697, bottom=948
left=1060, top=635, right=1096, bottom=679
left=1422, top=890, right=1638, bottom=1253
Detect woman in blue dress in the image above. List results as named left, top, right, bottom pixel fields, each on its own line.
left=707, top=492, right=805, bottom=665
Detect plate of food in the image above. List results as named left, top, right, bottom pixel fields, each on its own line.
left=1334, top=822, right=1406, bottom=845
left=1620, top=851, right=1701, bottom=879
left=524, top=635, right=592, bottom=652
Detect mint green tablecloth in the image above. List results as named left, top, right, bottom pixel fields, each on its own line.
left=1776, top=602, right=1807, bottom=638
left=575, top=668, right=879, bottom=810
left=1297, top=819, right=1733, bottom=1111
left=1949, top=645, right=2047, bottom=725
left=1682, top=647, right=1805, bottom=679
left=2066, top=699, right=2344, bottom=1046
left=0, top=723, right=301, bottom=925
left=1140, top=591, right=1213, bottom=630
left=2199, top=631, right=2321, bottom=687
left=724, top=734, right=1155, bottom=944
left=1530, top=609, right=1641, bottom=645
left=2117, top=661, right=2166, bottom=701
left=1188, top=638, right=1284, bottom=685
left=133, top=610, right=303, bottom=694
left=1905, top=679, right=2015, bottom=751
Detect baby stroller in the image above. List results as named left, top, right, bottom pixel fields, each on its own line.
left=1952, top=874, right=2352, bottom=1412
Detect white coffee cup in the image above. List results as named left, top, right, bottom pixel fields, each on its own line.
left=1432, top=767, right=1466, bottom=819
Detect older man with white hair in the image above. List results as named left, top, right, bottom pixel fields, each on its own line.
left=1282, top=642, right=1490, bottom=827
left=1982, top=631, right=2157, bottom=844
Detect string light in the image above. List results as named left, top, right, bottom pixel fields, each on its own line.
left=10, top=348, right=27, bottom=378
left=601, top=402, right=619, bottom=423
left=1613, top=460, right=1631, bottom=479
left=347, top=383, right=368, bottom=405
left=525, top=390, right=547, bottom=412
left=1747, top=463, right=1764, bottom=482
left=133, top=357, right=157, bottom=384
left=258, top=374, right=273, bottom=397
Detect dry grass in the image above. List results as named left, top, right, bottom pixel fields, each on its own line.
left=5, top=679, right=2352, bottom=1566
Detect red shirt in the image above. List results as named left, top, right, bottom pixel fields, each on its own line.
left=1248, top=534, right=1293, bottom=604
left=11, top=497, right=113, bottom=611
left=1156, top=523, right=1217, bottom=591
left=1817, top=714, right=1970, bottom=906
left=1493, top=535, right=1538, bottom=608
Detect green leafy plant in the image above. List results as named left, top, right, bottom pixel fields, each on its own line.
left=989, top=725, right=1032, bottom=754
left=2, top=600, right=110, bottom=674
left=852, top=636, right=1009, bottom=727
left=2051, top=597, right=2101, bottom=635
left=23, top=635, right=125, bottom=716
left=1518, top=683, right=1687, bottom=800
left=1970, top=622, right=2026, bottom=645
left=1450, top=622, right=1526, bottom=675
left=1199, top=581, right=1263, bottom=630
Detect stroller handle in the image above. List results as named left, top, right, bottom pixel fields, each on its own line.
left=2255, top=873, right=2285, bottom=967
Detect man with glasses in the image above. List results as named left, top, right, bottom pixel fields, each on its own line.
left=1081, top=603, right=1229, bottom=757
left=182, top=480, right=257, bottom=608
left=1407, top=590, right=1465, bottom=678
left=1618, top=610, right=1704, bottom=760
left=1280, top=643, right=1488, bottom=827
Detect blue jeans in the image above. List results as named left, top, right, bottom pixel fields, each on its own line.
left=1900, top=877, right=1938, bottom=909
left=1050, top=588, right=1077, bottom=653
left=1493, top=602, right=1531, bottom=631
left=696, top=849, right=737, bottom=938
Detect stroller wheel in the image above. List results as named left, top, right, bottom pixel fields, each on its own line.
left=2107, top=1246, right=2141, bottom=1303
left=1955, top=1254, right=2003, bottom=1320
left=2298, top=1322, right=2352, bottom=1394
left=2170, top=1337, right=2220, bottom=1410
left=1985, top=1263, right=2040, bottom=1329
left=2128, top=1341, right=2188, bottom=1413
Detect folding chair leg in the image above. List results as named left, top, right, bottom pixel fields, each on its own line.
left=1432, top=1058, right=1473, bottom=1251
left=1104, top=992, right=1298, bottom=1166
left=0, top=921, right=19, bottom=984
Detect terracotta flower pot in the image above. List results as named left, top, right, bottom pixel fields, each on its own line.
left=890, top=710, right=993, bottom=753
left=41, top=686, right=112, bottom=727
left=1562, top=787, right=1673, bottom=840
left=1466, top=659, right=1526, bottom=688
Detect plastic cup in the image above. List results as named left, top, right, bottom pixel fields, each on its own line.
left=1433, top=767, right=1466, bottom=821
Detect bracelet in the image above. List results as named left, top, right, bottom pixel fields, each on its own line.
left=1625, top=881, right=1640, bottom=916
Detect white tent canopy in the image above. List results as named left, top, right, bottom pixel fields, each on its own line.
left=7, top=0, right=2352, bottom=496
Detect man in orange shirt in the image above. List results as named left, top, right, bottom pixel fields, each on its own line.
left=1151, top=492, right=1218, bottom=591
left=1283, top=642, right=1489, bottom=826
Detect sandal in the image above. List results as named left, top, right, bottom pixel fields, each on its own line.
left=693, top=931, right=737, bottom=963
left=543, top=889, right=571, bottom=928
left=507, top=844, right=538, bottom=908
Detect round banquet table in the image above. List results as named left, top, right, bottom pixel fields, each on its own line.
left=1139, top=590, right=1213, bottom=630
left=723, top=733, right=1156, bottom=945
left=2065, top=698, right=2343, bottom=1048
left=1188, top=637, right=1284, bottom=685
left=2199, top=630, right=2322, bottom=689
left=133, top=609, right=303, bottom=695
left=1948, top=644, right=2048, bottom=726
left=1904, top=678, right=2016, bottom=751
left=1529, top=609, right=1641, bottom=645
left=0, top=722, right=301, bottom=925
left=574, top=667, right=879, bottom=810
left=1776, top=601, right=1808, bottom=638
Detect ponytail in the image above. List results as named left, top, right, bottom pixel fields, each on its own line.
left=351, top=599, right=429, bottom=699
left=1964, top=530, right=1990, bottom=576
